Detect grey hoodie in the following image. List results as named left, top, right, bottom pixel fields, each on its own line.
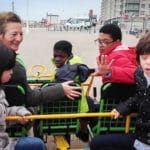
left=0, top=88, right=31, bottom=150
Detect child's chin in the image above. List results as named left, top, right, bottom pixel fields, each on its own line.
left=145, top=71, right=150, bottom=77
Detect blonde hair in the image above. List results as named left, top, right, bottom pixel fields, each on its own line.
left=0, top=11, right=22, bottom=34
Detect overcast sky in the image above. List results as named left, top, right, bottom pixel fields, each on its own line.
left=0, top=0, right=101, bottom=21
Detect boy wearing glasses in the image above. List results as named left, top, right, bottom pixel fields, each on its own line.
left=94, top=24, right=137, bottom=102
left=90, top=31, right=150, bottom=150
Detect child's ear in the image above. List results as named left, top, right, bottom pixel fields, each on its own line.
left=68, top=54, right=73, bottom=59
left=65, top=54, right=73, bottom=64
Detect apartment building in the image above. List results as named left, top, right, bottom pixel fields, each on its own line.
left=100, top=0, right=150, bottom=30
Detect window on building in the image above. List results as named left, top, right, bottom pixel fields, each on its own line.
left=141, top=4, right=145, bottom=8
left=126, top=4, right=139, bottom=10
left=140, top=11, right=144, bottom=15
left=126, top=0, right=140, bottom=2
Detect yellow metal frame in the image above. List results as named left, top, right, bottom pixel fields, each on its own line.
left=55, top=136, right=70, bottom=150
left=6, top=112, right=136, bottom=150
left=82, top=74, right=95, bottom=96
left=28, top=64, right=52, bottom=78
left=6, top=112, right=135, bottom=134
left=26, top=64, right=136, bottom=149
left=125, top=113, right=137, bottom=133
left=28, top=64, right=96, bottom=96
left=6, top=112, right=116, bottom=120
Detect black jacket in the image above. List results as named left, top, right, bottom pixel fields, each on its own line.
left=116, top=67, right=150, bottom=145
left=55, top=63, right=93, bottom=83
left=3, top=61, right=65, bottom=107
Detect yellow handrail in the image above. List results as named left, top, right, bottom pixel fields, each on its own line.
left=125, top=113, right=137, bottom=133
left=6, top=112, right=116, bottom=121
left=28, top=64, right=52, bottom=78
left=82, top=74, right=95, bottom=96
left=6, top=112, right=137, bottom=134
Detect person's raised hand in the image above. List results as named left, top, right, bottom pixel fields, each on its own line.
left=94, top=55, right=114, bottom=76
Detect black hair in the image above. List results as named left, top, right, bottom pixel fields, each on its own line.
left=99, top=24, right=122, bottom=41
left=0, top=44, right=16, bottom=83
left=136, top=32, right=150, bottom=64
left=53, top=40, right=72, bottom=56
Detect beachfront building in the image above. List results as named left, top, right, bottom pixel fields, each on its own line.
left=100, top=0, right=150, bottom=32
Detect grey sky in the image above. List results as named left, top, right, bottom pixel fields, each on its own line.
left=0, top=0, right=101, bottom=21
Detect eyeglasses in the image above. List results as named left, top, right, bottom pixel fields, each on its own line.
left=94, top=39, right=114, bottom=46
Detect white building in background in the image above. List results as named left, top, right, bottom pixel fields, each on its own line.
left=100, top=0, right=116, bottom=22
left=46, top=13, right=59, bottom=25
left=100, top=0, right=150, bottom=31
left=139, top=0, right=150, bottom=30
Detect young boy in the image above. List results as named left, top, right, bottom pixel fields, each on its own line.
left=94, top=24, right=137, bottom=103
left=50, top=40, right=98, bottom=142
left=50, top=40, right=91, bottom=83
left=0, top=44, right=45, bottom=150
left=90, top=32, right=150, bottom=150
left=50, top=40, right=97, bottom=110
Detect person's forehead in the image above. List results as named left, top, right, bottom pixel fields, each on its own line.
left=54, top=50, right=68, bottom=56
left=99, top=33, right=112, bottom=40
left=4, top=22, right=22, bottom=32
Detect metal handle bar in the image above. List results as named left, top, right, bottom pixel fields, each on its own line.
left=6, top=112, right=116, bottom=121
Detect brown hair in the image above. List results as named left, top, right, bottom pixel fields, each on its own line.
left=0, top=11, right=22, bottom=34
left=136, top=32, right=150, bottom=64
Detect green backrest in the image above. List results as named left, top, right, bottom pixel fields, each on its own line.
left=38, top=83, right=81, bottom=137
left=92, top=82, right=136, bottom=136
left=27, top=77, right=51, bottom=84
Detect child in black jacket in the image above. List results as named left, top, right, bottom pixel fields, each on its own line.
left=90, top=32, right=150, bottom=150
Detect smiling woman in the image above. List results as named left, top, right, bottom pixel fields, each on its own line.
left=0, top=13, right=23, bottom=51
left=0, top=10, right=83, bottom=150
left=0, top=11, right=82, bottom=105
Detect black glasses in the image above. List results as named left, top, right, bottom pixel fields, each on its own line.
left=94, top=39, right=114, bottom=46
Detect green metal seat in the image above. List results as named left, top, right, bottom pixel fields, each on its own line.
left=91, top=82, right=136, bottom=136
left=38, top=83, right=81, bottom=141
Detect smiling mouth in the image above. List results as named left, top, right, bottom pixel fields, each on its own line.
left=145, top=68, right=150, bottom=73
left=145, top=68, right=150, bottom=70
